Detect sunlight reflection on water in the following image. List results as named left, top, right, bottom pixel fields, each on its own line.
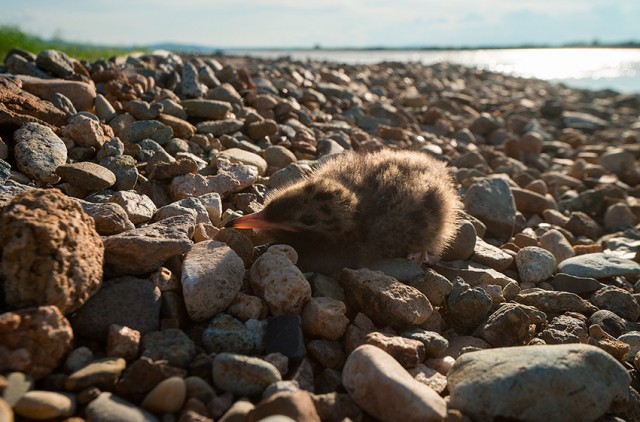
left=230, top=48, right=640, bottom=94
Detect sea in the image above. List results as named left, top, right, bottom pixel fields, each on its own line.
left=228, top=48, right=640, bottom=95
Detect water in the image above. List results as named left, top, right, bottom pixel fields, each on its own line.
left=229, top=48, right=640, bottom=94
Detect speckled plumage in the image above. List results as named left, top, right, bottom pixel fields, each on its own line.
left=228, top=149, right=461, bottom=274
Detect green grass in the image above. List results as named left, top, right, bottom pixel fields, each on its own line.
left=0, top=25, right=146, bottom=63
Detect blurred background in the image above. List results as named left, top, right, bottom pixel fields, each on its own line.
left=2, top=0, right=639, bottom=93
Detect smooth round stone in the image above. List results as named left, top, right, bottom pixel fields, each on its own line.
left=65, top=357, right=126, bottom=392
left=182, top=99, right=231, bottom=119
left=14, top=390, right=75, bottom=420
left=539, top=229, right=575, bottom=265
left=217, top=148, right=268, bottom=176
left=448, top=344, right=630, bottom=422
left=516, top=246, right=556, bottom=283
left=557, top=253, right=640, bottom=279
left=342, top=344, right=447, bottom=422
left=141, top=376, right=186, bottom=414
left=212, top=353, right=282, bottom=396
left=263, top=145, right=297, bottom=170
left=56, top=162, right=117, bottom=191
left=13, top=122, right=67, bottom=183
left=85, top=392, right=159, bottom=422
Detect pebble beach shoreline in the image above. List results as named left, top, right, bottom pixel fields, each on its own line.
left=0, top=47, right=639, bottom=421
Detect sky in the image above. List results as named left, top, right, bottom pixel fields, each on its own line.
left=2, top=0, right=639, bottom=49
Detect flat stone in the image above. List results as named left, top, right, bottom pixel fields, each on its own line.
left=342, top=344, right=447, bottom=422
left=108, top=190, right=156, bottom=225
left=16, top=74, right=96, bottom=111
left=471, top=237, right=513, bottom=271
left=515, top=288, right=597, bottom=316
left=364, top=331, right=425, bottom=369
left=197, top=119, right=244, bottom=136
left=35, top=49, right=74, bottom=77
left=591, top=286, right=640, bottom=322
left=217, top=148, right=268, bottom=176
left=448, top=344, right=630, bottom=422
left=0, top=77, right=69, bottom=128
left=551, top=273, right=603, bottom=295
left=102, top=214, right=195, bottom=276
left=182, top=99, right=231, bottom=119
left=557, top=253, right=640, bottom=279
left=14, top=390, right=75, bottom=420
left=511, top=187, right=551, bottom=215
left=120, top=120, right=173, bottom=145
left=13, top=122, right=67, bottom=183
left=56, top=162, right=116, bottom=192
left=65, top=357, right=126, bottom=392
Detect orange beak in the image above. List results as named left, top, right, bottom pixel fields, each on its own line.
left=225, top=211, right=297, bottom=232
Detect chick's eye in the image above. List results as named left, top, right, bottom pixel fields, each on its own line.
left=300, top=214, right=318, bottom=226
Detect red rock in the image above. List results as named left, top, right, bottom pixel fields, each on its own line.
left=0, top=77, right=68, bottom=128
left=0, top=306, right=73, bottom=379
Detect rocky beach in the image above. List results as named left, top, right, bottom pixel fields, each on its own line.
left=0, top=47, right=639, bottom=421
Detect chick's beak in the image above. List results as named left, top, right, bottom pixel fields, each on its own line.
left=225, top=211, right=297, bottom=232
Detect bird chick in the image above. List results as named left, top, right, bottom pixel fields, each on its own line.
left=227, top=149, right=461, bottom=274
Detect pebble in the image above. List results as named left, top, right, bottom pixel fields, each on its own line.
left=181, top=240, right=244, bottom=321
left=263, top=145, right=297, bottom=170
left=140, top=328, right=196, bottom=368
left=477, top=303, right=532, bottom=347
left=448, top=344, right=630, bottom=422
left=18, top=74, right=97, bottom=111
left=471, top=237, right=514, bottom=271
left=0, top=189, right=103, bottom=313
left=217, top=147, right=268, bottom=175
left=341, top=268, right=433, bottom=328
left=56, top=162, right=117, bottom=192
left=78, top=200, right=135, bottom=235
left=106, top=325, right=141, bottom=361
left=539, top=228, right=575, bottom=264
left=516, top=246, right=556, bottom=283
left=61, top=113, right=110, bottom=148
left=100, top=155, right=139, bottom=190
left=212, top=353, right=282, bottom=396
left=182, top=98, right=231, bottom=119
left=65, top=357, right=127, bottom=391
left=85, top=392, right=159, bottom=422
left=108, top=190, right=156, bottom=225
left=202, top=313, right=260, bottom=355
left=364, top=331, right=425, bottom=368
left=301, top=296, right=349, bottom=341
left=247, top=390, right=320, bottom=422
left=250, top=245, right=312, bottom=315
left=557, top=253, right=640, bottom=279
left=551, top=273, right=603, bottom=295
left=2, top=372, right=34, bottom=407
left=13, top=122, right=67, bottom=183
left=141, top=376, right=187, bottom=414
left=14, top=390, right=75, bottom=420
left=605, top=203, right=638, bottom=231
left=342, top=344, right=447, bottom=422
left=463, top=177, right=516, bottom=242
left=515, top=288, right=597, bottom=315
left=102, top=214, right=195, bottom=276
left=441, top=219, right=477, bottom=261
left=70, top=276, right=161, bottom=341
left=444, top=278, right=493, bottom=334
left=591, top=286, right=640, bottom=321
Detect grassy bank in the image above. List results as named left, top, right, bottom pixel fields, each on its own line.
left=0, top=25, right=146, bottom=63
